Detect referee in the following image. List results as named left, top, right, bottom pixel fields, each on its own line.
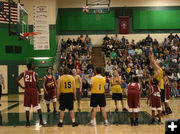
left=0, top=72, right=5, bottom=106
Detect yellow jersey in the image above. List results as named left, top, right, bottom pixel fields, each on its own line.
left=91, top=75, right=106, bottom=94
left=60, top=75, right=74, bottom=93
left=112, top=77, right=122, bottom=93
left=75, top=75, right=81, bottom=88
left=154, top=68, right=164, bottom=89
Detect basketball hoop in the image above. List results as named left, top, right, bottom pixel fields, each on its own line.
left=23, top=32, right=41, bottom=38
left=83, top=6, right=89, bottom=13
left=23, top=32, right=41, bottom=45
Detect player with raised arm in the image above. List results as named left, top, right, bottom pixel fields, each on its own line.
left=127, top=77, right=141, bottom=126
left=43, top=68, right=57, bottom=113
left=57, top=67, right=78, bottom=127
left=149, top=50, right=166, bottom=115
left=16, top=63, right=44, bottom=127
left=88, top=67, right=110, bottom=126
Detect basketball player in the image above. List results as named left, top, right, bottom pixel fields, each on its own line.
left=16, top=63, right=44, bottom=127
left=149, top=51, right=166, bottom=115
left=88, top=67, right=109, bottom=126
left=147, top=78, right=162, bottom=125
left=111, top=70, right=127, bottom=112
left=43, top=68, right=57, bottom=113
left=163, top=71, right=172, bottom=115
left=127, top=77, right=140, bottom=126
left=57, top=67, right=78, bottom=127
left=72, top=69, right=82, bottom=112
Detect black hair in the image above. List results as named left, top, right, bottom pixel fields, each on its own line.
left=133, top=76, right=139, bottom=83
left=63, top=67, right=70, bottom=74
left=95, top=67, right=102, bottom=74
left=165, top=70, right=171, bottom=76
left=46, top=68, right=51, bottom=72
left=27, top=63, right=33, bottom=70
left=151, top=78, right=159, bottom=85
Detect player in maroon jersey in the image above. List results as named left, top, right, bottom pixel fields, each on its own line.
left=43, top=68, right=57, bottom=113
left=16, top=63, right=44, bottom=127
left=127, top=77, right=140, bottom=126
left=164, top=71, right=172, bottom=115
left=147, top=78, right=163, bottom=125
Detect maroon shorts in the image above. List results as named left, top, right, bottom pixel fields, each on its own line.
left=24, top=88, right=40, bottom=110
left=150, top=95, right=162, bottom=111
left=44, top=89, right=56, bottom=102
left=127, top=90, right=140, bottom=112
left=165, top=85, right=171, bottom=102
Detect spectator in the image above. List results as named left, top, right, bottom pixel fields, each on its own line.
left=105, top=61, right=113, bottom=76
left=85, top=34, right=91, bottom=44
left=82, top=79, right=90, bottom=97
left=88, top=39, right=93, bottom=53
left=55, top=70, right=60, bottom=80
left=121, top=80, right=127, bottom=96
left=110, top=49, right=117, bottom=59
left=168, top=33, right=174, bottom=40
left=74, top=60, right=81, bottom=69
left=66, top=38, right=72, bottom=46
left=103, top=34, right=110, bottom=41
left=81, top=62, right=87, bottom=72
left=128, top=47, right=135, bottom=56
left=67, top=59, right=74, bottom=71
left=145, top=34, right=153, bottom=44
left=87, top=61, right=94, bottom=75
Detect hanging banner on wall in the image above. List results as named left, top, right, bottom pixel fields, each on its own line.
left=119, top=17, right=129, bottom=34
left=33, top=5, right=49, bottom=50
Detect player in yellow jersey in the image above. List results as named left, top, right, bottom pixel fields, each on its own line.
left=111, top=70, right=128, bottom=112
left=88, top=67, right=110, bottom=126
left=72, top=69, right=82, bottom=112
left=57, top=67, right=78, bottom=127
left=149, top=50, right=166, bottom=115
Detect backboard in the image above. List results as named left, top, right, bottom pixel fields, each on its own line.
left=17, top=3, right=29, bottom=40
left=85, top=0, right=110, bottom=14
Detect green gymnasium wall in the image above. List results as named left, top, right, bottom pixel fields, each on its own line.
left=133, top=10, right=180, bottom=30
left=56, top=9, right=115, bottom=34
left=57, top=7, right=180, bottom=35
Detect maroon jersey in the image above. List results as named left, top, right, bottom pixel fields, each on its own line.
left=150, top=85, right=161, bottom=109
left=45, top=75, right=55, bottom=90
left=128, top=82, right=140, bottom=91
left=151, top=85, right=161, bottom=98
left=24, top=71, right=37, bottom=89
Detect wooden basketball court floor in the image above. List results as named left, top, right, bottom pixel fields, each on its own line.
left=0, top=94, right=179, bottom=134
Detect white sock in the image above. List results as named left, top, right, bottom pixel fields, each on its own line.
left=60, top=119, right=63, bottom=123
left=90, top=120, right=94, bottom=123
left=72, top=118, right=75, bottom=123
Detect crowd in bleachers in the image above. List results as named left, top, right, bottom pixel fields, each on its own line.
left=103, top=33, right=180, bottom=97
left=60, top=35, right=93, bottom=75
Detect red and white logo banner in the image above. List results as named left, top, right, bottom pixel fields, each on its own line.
left=119, top=17, right=129, bottom=34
